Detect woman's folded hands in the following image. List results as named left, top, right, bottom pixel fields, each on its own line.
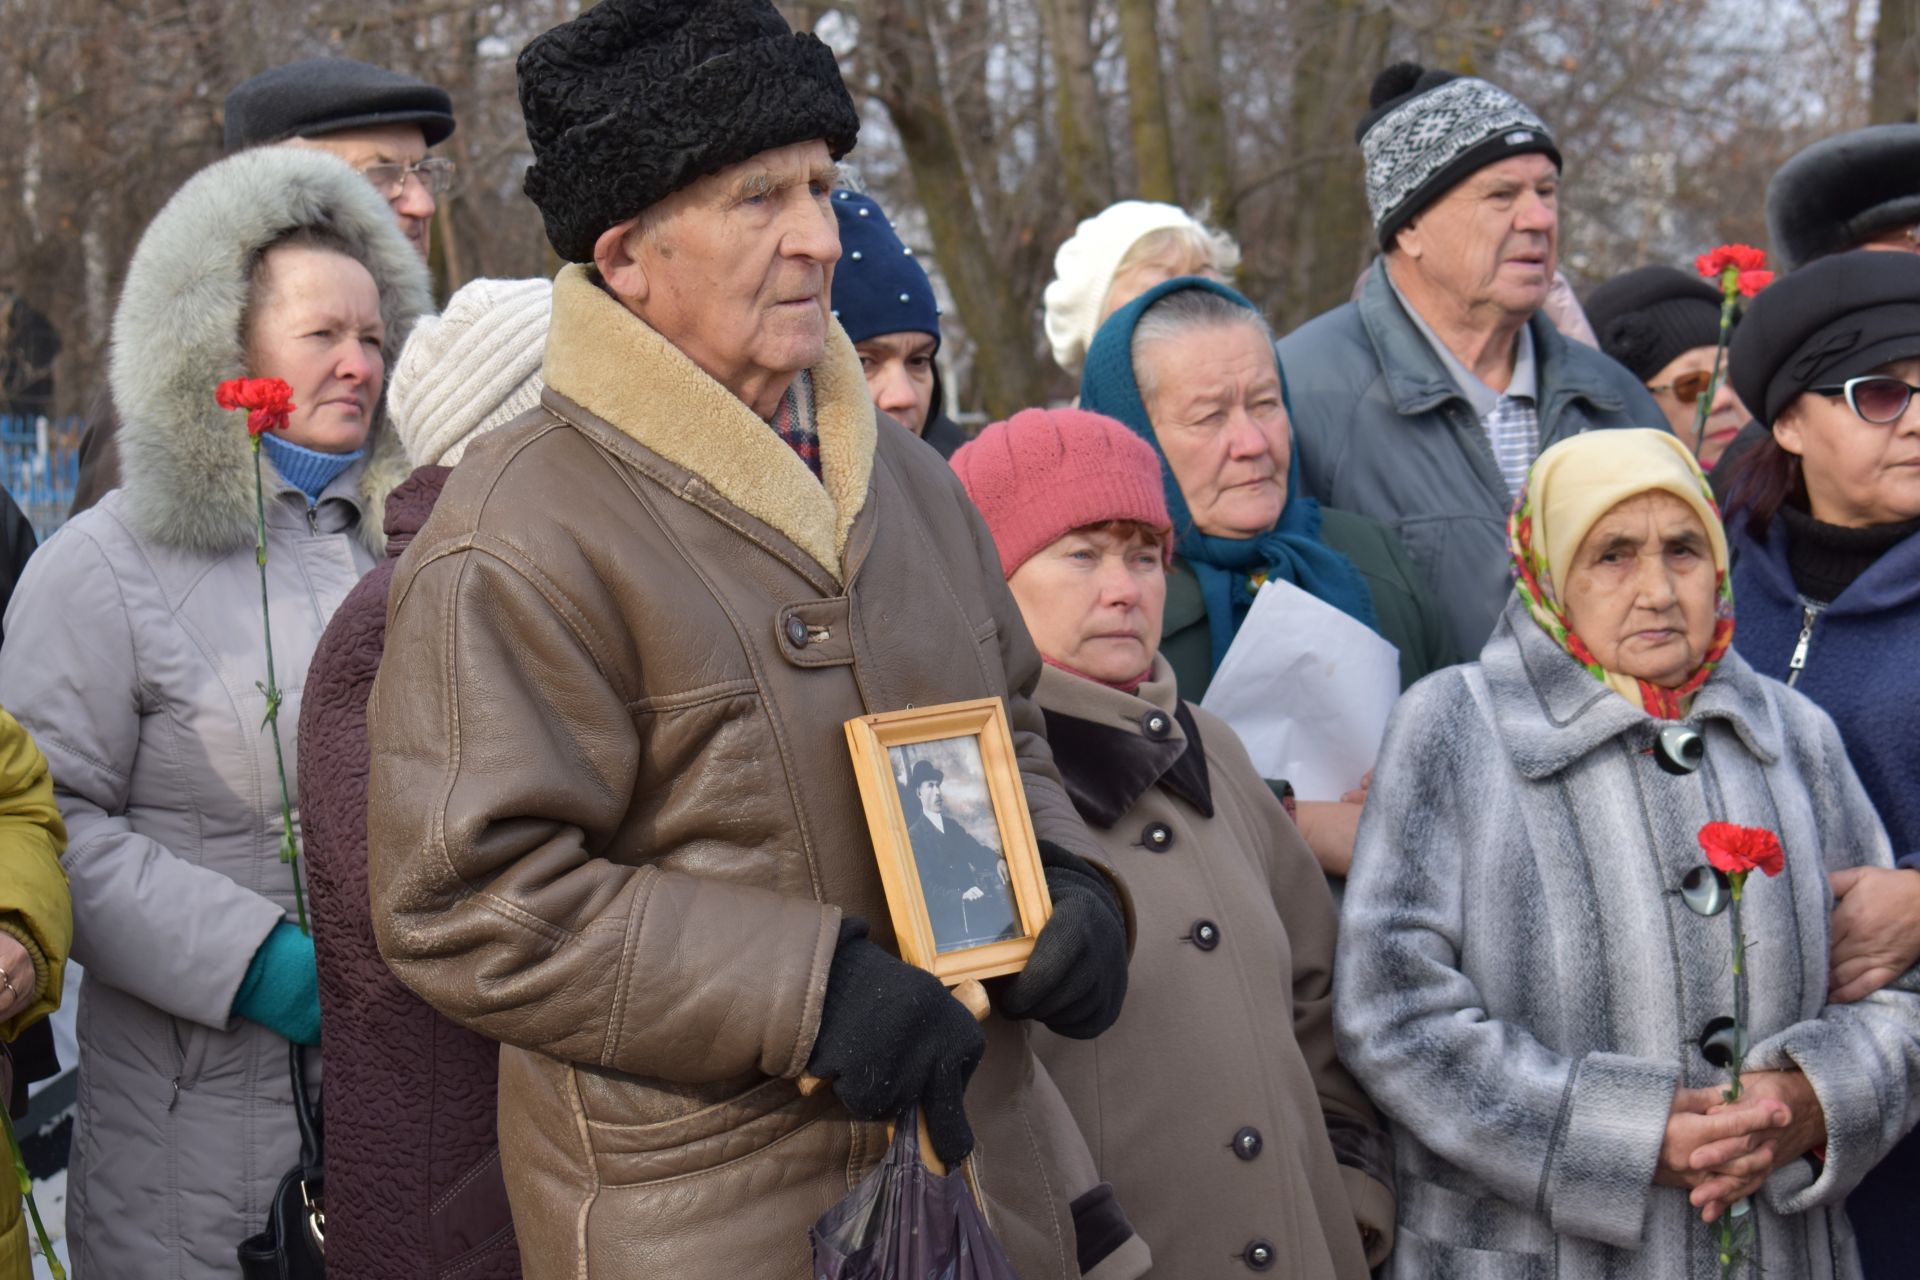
left=1654, top=1075, right=1827, bottom=1223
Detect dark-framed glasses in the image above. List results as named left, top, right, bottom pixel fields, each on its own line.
left=1810, top=374, right=1920, bottom=424
left=1649, top=369, right=1714, bottom=405
left=357, top=157, right=455, bottom=199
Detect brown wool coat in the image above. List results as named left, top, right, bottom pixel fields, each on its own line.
left=1031, top=659, right=1396, bottom=1278
left=366, top=265, right=1149, bottom=1280
left=298, top=465, right=520, bottom=1280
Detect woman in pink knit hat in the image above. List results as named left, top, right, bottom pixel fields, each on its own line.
left=952, top=407, right=1396, bottom=1279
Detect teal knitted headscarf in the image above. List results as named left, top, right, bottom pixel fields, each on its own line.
left=1080, top=277, right=1378, bottom=673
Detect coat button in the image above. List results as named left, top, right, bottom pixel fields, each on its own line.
left=1232, top=1126, right=1263, bottom=1160
left=1244, top=1239, right=1276, bottom=1271
left=785, top=616, right=809, bottom=648
left=1141, top=711, right=1172, bottom=740
left=1192, top=919, right=1220, bottom=951
left=1143, top=822, right=1173, bottom=852
left=1699, top=1016, right=1746, bottom=1069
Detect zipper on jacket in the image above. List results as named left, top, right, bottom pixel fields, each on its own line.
left=306, top=503, right=318, bottom=534
left=1787, top=604, right=1819, bottom=688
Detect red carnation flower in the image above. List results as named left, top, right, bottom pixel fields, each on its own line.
left=1696, top=244, right=1773, bottom=301
left=1696, top=244, right=1766, bottom=276
left=1698, top=822, right=1784, bottom=878
left=216, top=377, right=296, bottom=436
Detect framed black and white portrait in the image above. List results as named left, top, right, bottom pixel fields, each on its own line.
left=844, top=697, right=1052, bottom=983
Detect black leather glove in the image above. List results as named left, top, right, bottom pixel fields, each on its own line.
left=997, top=839, right=1128, bottom=1038
left=806, top=918, right=986, bottom=1165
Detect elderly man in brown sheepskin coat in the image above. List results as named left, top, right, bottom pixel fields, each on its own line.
left=364, top=2, right=1148, bottom=1278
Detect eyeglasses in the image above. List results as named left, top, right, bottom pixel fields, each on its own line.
left=356, top=157, right=455, bottom=200
left=1648, top=369, right=1715, bottom=404
left=1809, top=374, right=1920, bottom=424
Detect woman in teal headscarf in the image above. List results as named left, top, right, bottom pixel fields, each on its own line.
left=1079, top=276, right=1454, bottom=699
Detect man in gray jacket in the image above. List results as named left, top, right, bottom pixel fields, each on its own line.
left=1277, top=62, right=1661, bottom=658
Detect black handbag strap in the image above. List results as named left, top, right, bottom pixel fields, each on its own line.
left=288, top=1041, right=321, bottom=1168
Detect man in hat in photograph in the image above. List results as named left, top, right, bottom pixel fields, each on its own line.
left=903, top=758, right=1018, bottom=951
left=365, top=2, right=1145, bottom=1277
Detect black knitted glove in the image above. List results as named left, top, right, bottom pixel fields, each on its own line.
left=806, top=918, right=987, bottom=1165
left=996, top=840, right=1128, bottom=1038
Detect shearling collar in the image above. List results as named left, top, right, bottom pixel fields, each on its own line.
left=1480, top=597, right=1783, bottom=779
left=541, top=264, right=876, bottom=580
left=108, top=147, right=429, bottom=557
left=1036, top=658, right=1213, bottom=827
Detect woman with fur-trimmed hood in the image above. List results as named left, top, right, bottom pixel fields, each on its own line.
left=0, top=147, right=428, bottom=1277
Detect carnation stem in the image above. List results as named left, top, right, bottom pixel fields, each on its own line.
left=252, top=437, right=309, bottom=936
left=1691, top=267, right=1739, bottom=460
left=3, top=1106, right=62, bottom=1279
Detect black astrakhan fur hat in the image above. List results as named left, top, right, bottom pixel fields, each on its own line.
left=517, top=0, right=861, bottom=263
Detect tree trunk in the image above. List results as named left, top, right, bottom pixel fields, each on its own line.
left=1278, top=0, right=1392, bottom=330
left=866, top=0, right=1048, bottom=416
left=1116, top=0, right=1178, bottom=202
left=1042, top=0, right=1113, bottom=219
left=1174, top=0, right=1233, bottom=229
left=1871, top=0, right=1920, bottom=124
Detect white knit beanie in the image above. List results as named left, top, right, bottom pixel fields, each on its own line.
left=388, top=276, right=553, bottom=468
left=1042, top=201, right=1212, bottom=377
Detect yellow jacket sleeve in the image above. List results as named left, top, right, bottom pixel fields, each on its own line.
left=0, top=705, right=70, bottom=1040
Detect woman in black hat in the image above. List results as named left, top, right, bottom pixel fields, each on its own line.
left=1587, top=265, right=1752, bottom=470
left=1726, top=248, right=1920, bottom=1280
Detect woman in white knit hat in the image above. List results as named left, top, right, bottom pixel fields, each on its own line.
left=296, top=275, right=549, bottom=1280
left=1043, top=200, right=1240, bottom=377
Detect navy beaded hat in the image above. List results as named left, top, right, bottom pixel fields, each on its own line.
left=829, top=190, right=941, bottom=349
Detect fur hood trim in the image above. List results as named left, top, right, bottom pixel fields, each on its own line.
left=109, top=147, right=432, bottom=556
left=542, top=264, right=875, bottom=579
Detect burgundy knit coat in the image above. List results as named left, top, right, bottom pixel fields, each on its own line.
left=298, top=466, right=520, bottom=1279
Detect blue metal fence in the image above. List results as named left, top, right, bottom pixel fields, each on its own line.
left=0, top=416, right=81, bottom=543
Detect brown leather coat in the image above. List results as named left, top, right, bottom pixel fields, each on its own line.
left=367, top=265, right=1141, bottom=1280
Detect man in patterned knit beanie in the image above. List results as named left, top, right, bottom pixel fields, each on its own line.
left=1277, top=62, right=1659, bottom=658
left=365, top=3, right=1144, bottom=1277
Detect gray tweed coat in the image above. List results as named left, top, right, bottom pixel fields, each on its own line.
left=1335, top=597, right=1920, bottom=1279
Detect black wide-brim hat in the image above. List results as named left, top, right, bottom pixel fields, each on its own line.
left=518, top=0, right=860, bottom=264
left=1730, top=250, right=1920, bottom=426
left=907, top=759, right=944, bottom=790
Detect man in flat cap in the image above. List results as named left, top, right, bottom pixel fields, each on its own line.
left=70, top=57, right=457, bottom=513
left=366, top=3, right=1144, bottom=1277
left=1277, top=63, right=1659, bottom=658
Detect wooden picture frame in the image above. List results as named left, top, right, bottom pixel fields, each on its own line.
left=844, top=697, right=1053, bottom=984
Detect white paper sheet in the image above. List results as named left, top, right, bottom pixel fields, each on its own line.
left=1197, top=578, right=1400, bottom=801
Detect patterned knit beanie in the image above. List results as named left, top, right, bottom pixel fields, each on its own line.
left=388, top=277, right=552, bottom=468
left=517, top=0, right=860, bottom=263
left=951, top=408, right=1170, bottom=577
left=1357, top=62, right=1560, bottom=250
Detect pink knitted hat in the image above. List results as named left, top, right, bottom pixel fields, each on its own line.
left=951, top=407, right=1172, bottom=577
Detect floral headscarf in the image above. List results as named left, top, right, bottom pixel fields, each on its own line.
left=1508, top=429, right=1735, bottom=720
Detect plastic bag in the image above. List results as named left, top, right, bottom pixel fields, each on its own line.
left=809, top=1105, right=1020, bottom=1280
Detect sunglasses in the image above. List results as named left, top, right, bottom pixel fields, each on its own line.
left=1649, top=369, right=1715, bottom=404
left=1810, top=375, right=1920, bottom=424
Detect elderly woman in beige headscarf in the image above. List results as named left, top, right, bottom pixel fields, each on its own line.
left=1335, top=428, right=1920, bottom=1278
